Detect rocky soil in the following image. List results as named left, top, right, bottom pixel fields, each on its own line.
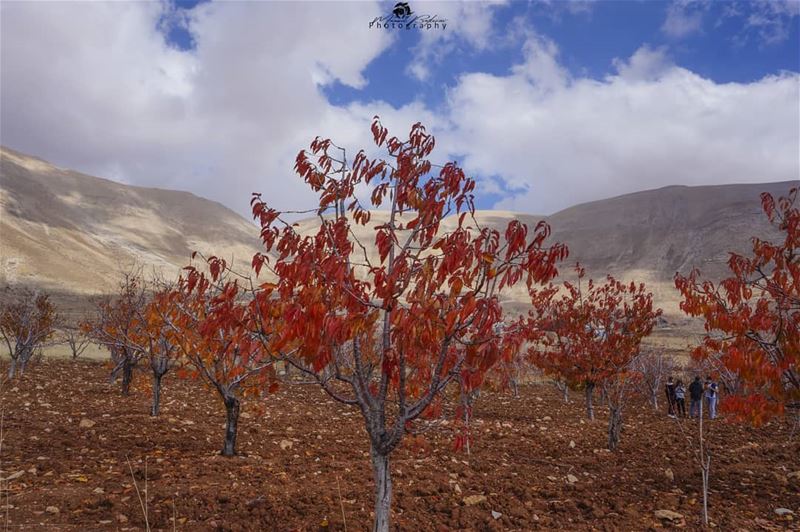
left=0, top=359, right=797, bottom=530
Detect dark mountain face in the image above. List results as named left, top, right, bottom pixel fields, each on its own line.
left=545, top=182, right=793, bottom=281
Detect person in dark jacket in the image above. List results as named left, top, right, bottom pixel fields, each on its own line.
left=665, top=376, right=677, bottom=418
left=689, top=376, right=704, bottom=418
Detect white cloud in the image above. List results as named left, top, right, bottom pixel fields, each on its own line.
left=741, top=0, right=800, bottom=45
left=662, top=1, right=707, bottom=39
left=1, top=3, right=797, bottom=223
left=536, top=0, right=597, bottom=20
left=664, top=0, right=800, bottom=45
left=511, top=33, right=569, bottom=91
left=443, top=38, right=800, bottom=214
left=405, top=1, right=506, bottom=81
left=0, top=2, right=198, bottom=183
left=562, top=1, right=596, bottom=17
left=0, top=1, right=394, bottom=217
left=612, top=45, right=672, bottom=81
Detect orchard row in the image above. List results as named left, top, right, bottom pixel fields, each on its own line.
left=2, top=119, right=796, bottom=532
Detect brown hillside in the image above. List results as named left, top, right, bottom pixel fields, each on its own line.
left=1, top=146, right=795, bottom=346
left=0, top=146, right=262, bottom=295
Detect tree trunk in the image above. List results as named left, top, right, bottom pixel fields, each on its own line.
left=18, top=348, right=31, bottom=376
left=608, top=406, right=623, bottom=451
left=121, top=360, right=133, bottom=396
left=701, top=460, right=710, bottom=525
left=511, top=378, right=519, bottom=399
left=370, top=446, right=392, bottom=532
left=650, top=387, right=659, bottom=410
left=7, top=358, right=16, bottom=379
left=464, top=402, right=471, bottom=456
left=109, top=348, right=122, bottom=383
left=222, top=395, right=240, bottom=457
left=698, top=399, right=710, bottom=525
left=562, top=383, right=569, bottom=403
left=585, top=382, right=595, bottom=421
left=151, top=373, right=163, bottom=417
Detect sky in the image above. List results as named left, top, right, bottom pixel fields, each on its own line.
left=1, top=0, right=798, bottom=218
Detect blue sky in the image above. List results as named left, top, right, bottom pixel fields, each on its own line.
left=320, top=1, right=799, bottom=113
left=2, top=0, right=798, bottom=216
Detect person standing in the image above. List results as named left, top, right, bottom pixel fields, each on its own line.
left=705, top=376, right=719, bottom=419
left=689, top=376, right=704, bottom=418
left=674, top=379, right=686, bottom=417
left=665, top=376, right=677, bottom=418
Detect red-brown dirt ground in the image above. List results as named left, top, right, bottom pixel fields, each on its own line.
left=0, top=359, right=798, bottom=531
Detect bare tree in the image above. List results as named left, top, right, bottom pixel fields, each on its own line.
left=603, top=356, right=641, bottom=451
left=505, top=358, right=523, bottom=399
left=687, top=350, right=742, bottom=397
left=673, top=401, right=712, bottom=525
left=553, top=378, right=570, bottom=403
left=0, top=288, right=59, bottom=379
left=62, top=325, right=92, bottom=360
left=455, top=372, right=482, bottom=455
left=632, top=351, right=677, bottom=410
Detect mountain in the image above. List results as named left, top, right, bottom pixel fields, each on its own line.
left=545, top=181, right=792, bottom=317
left=292, top=181, right=793, bottom=318
left=547, top=182, right=790, bottom=276
left=1, top=145, right=795, bottom=346
left=0, top=146, right=262, bottom=295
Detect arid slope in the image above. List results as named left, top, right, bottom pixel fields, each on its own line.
left=293, top=180, right=793, bottom=319
left=0, top=146, right=262, bottom=294
left=1, top=145, right=794, bottom=332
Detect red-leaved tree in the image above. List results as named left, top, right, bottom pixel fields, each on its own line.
left=84, top=272, right=148, bottom=395
left=138, top=286, right=181, bottom=416
left=249, top=118, right=567, bottom=531
left=165, top=257, right=281, bottom=456
left=675, top=187, right=799, bottom=424
left=0, top=288, right=58, bottom=379
left=527, top=266, right=662, bottom=449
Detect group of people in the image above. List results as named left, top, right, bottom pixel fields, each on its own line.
left=665, top=376, right=719, bottom=419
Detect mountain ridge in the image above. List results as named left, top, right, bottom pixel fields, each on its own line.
left=1, top=145, right=795, bottom=328
left=0, top=145, right=262, bottom=294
